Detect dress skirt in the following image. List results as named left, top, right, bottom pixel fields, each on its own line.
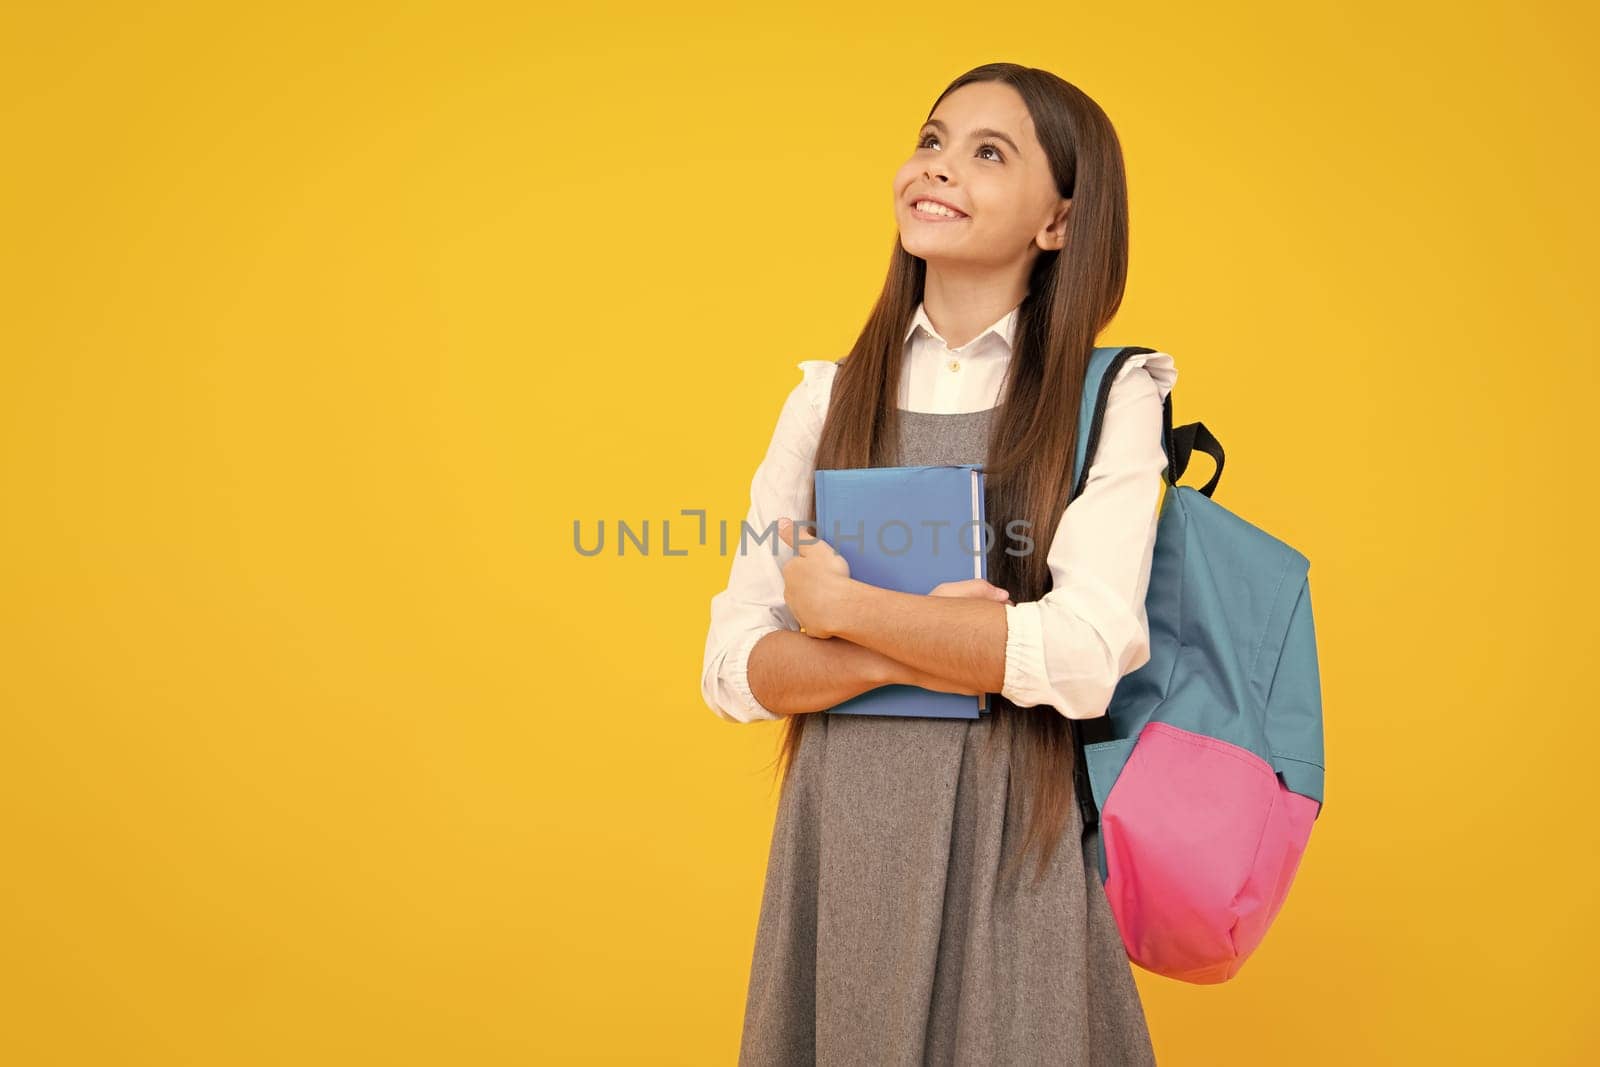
left=738, top=706, right=1158, bottom=1066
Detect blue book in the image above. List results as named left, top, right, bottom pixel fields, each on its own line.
left=811, top=464, right=991, bottom=719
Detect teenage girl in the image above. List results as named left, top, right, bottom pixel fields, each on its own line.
left=700, top=62, right=1176, bottom=1066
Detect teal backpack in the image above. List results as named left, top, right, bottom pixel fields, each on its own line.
left=1068, top=345, right=1327, bottom=985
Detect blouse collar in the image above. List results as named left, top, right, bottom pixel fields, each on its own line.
left=903, top=299, right=1023, bottom=354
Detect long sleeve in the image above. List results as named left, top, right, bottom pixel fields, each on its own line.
left=1000, top=351, right=1178, bottom=720
left=700, top=360, right=836, bottom=723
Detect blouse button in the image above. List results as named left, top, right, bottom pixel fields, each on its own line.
left=947, top=359, right=961, bottom=372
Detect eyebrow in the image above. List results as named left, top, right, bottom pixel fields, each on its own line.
left=921, top=118, right=1021, bottom=156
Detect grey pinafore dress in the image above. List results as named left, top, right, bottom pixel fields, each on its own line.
left=738, top=405, right=1157, bottom=1066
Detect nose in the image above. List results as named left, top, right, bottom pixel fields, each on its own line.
left=923, top=157, right=951, bottom=183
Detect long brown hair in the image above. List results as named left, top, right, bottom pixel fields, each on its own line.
left=771, top=63, right=1134, bottom=890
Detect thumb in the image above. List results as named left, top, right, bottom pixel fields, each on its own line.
left=779, top=516, right=820, bottom=556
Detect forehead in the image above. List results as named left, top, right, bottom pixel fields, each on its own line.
left=925, top=81, right=1036, bottom=146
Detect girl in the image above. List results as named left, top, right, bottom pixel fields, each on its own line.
left=700, top=62, right=1175, bottom=1065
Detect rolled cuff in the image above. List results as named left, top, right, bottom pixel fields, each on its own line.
left=1001, top=590, right=1149, bottom=721
left=725, top=625, right=785, bottom=723
left=1002, top=600, right=1055, bottom=709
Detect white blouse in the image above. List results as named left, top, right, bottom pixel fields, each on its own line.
left=700, top=300, right=1178, bottom=724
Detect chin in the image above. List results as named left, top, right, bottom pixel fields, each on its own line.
left=899, top=234, right=965, bottom=264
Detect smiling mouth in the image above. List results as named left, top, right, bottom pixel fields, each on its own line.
left=911, top=199, right=969, bottom=220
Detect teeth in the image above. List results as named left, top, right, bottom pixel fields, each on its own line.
left=915, top=200, right=963, bottom=218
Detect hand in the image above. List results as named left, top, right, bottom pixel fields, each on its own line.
left=777, top=516, right=853, bottom=639
left=929, top=578, right=1012, bottom=605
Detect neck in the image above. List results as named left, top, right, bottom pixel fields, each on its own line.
left=920, top=266, right=1028, bottom=349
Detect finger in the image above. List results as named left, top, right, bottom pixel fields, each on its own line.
left=785, top=518, right=828, bottom=558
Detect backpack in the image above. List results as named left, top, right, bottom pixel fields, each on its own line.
left=1067, top=345, right=1326, bottom=985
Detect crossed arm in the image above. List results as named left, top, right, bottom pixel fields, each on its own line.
left=743, top=517, right=1007, bottom=717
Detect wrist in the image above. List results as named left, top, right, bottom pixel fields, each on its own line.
left=834, top=636, right=899, bottom=688
left=826, top=577, right=874, bottom=643
left=862, top=645, right=905, bottom=688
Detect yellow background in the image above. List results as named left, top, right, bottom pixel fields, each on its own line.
left=2, top=1, right=1595, bottom=1062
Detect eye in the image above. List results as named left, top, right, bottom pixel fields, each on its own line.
left=916, top=131, right=1004, bottom=163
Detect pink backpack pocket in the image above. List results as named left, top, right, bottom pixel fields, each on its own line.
left=1096, top=721, right=1321, bottom=983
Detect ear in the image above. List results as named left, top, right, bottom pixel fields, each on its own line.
left=1036, top=198, right=1071, bottom=252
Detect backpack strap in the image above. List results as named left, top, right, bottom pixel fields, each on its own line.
left=1066, top=346, right=1161, bottom=831
left=1072, top=346, right=1163, bottom=496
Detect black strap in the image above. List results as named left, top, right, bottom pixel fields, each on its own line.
left=1163, top=393, right=1224, bottom=499
left=1069, top=713, right=1117, bottom=831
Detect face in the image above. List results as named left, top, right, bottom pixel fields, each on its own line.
left=892, top=80, right=1070, bottom=271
